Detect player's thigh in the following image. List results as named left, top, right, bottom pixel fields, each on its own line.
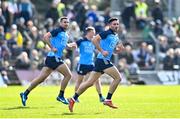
left=38, top=67, right=53, bottom=79
left=86, top=71, right=102, bottom=84
left=56, top=63, right=72, bottom=77
left=103, top=66, right=121, bottom=80
left=84, top=72, right=90, bottom=80
left=77, top=74, right=84, bottom=81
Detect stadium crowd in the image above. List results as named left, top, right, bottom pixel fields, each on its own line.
left=0, top=0, right=180, bottom=85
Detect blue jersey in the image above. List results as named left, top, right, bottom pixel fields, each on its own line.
left=47, top=27, right=69, bottom=58
left=97, top=29, right=120, bottom=61
left=76, top=38, right=95, bottom=65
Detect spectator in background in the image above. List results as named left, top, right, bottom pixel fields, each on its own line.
left=57, top=0, right=66, bottom=18
left=163, top=20, right=176, bottom=43
left=94, top=16, right=105, bottom=34
left=6, top=24, right=23, bottom=58
left=87, top=5, right=98, bottom=26
left=0, top=8, right=6, bottom=27
left=45, top=0, right=59, bottom=24
left=16, top=17, right=26, bottom=34
left=0, top=39, right=11, bottom=66
left=118, top=58, right=128, bottom=78
left=26, top=20, right=34, bottom=33
left=142, top=20, right=155, bottom=41
left=0, top=26, right=5, bottom=41
left=28, top=26, right=41, bottom=49
left=68, top=21, right=81, bottom=42
left=176, top=17, right=180, bottom=37
left=73, top=0, right=89, bottom=30
left=118, top=23, right=127, bottom=41
left=121, top=1, right=135, bottom=29
left=2, top=1, right=11, bottom=31
left=154, top=20, right=163, bottom=37
left=30, top=49, right=42, bottom=70
left=120, top=45, right=135, bottom=66
left=7, top=0, right=18, bottom=25
left=134, top=42, right=149, bottom=68
left=146, top=44, right=156, bottom=70
left=0, top=61, right=11, bottom=85
left=158, top=35, right=169, bottom=61
left=134, top=0, right=148, bottom=30
left=171, top=36, right=180, bottom=49
left=18, top=0, right=34, bottom=23
left=120, top=45, right=139, bottom=74
left=103, top=7, right=111, bottom=26
left=151, top=0, right=164, bottom=23
left=163, top=48, right=174, bottom=70
left=173, top=48, right=180, bottom=70
left=23, top=39, right=32, bottom=57
left=15, top=51, right=30, bottom=69
left=44, top=18, right=54, bottom=32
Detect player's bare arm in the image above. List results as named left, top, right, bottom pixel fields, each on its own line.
left=43, top=32, right=57, bottom=52
left=92, top=34, right=109, bottom=57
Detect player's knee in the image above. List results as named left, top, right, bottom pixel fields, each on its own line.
left=66, top=72, right=72, bottom=80
left=117, top=78, right=121, bottom=83
left=114, top=76, right=121, bottom=83
left=116, top=74, right=122, bottom=82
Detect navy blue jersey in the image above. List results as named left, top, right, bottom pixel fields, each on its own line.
left=76, top=38, right=95, bottom=65
left=97, top=29, right=121, bottom=60
left=47, top=27, right=69, bottom=58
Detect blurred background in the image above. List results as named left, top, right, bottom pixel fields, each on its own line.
left=0, top=0, right=179, bottom=87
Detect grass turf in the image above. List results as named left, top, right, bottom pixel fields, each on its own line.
left=0, top=85, right=180, bottom=118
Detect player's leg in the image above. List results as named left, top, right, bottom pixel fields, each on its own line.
left=94, top=79, right=105, bottom=102
left=68, top=71, right=102, bottom=112
left=103, top=66, right=122, bottom=108
left=20, top=67, right=53, bottom=106
left=56, top=63, right=72, bottom=104
left=74, top=74, right=84, bottom=102
left=75, top=74, right=84, bottom=92
left=27, top=67, right=53, bottom=91
left=76, top=71, right=101, bottom=96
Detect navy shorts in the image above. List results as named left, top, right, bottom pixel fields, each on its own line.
left=76, top=64, right=94, bottom=75
left=45, top=56, right=64, bottom=70
left=93, top=58, right=113, bottom=73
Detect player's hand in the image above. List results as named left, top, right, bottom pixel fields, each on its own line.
left=43, top=32, right=51, bottom=41
left=101, top=50, right=109, bottom=57
left=116, top=44, right=124, bottom=53
left=67, top=43, right=77, bottom=49
left=51, top=47, right=57, bottom=52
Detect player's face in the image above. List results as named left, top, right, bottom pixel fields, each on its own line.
left=89, top=29, right=96, bottom=39
left=109, top=20, right=119, bottom=32
left=60, top=19, right=69, bottom=30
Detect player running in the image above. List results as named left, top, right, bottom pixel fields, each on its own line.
left=68, top=17, right=124, bottom=112
left=69, top=26, right=105, bottom=103
left=20, top=17, right=73, bottom=106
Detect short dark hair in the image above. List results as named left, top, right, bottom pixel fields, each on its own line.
left=108, top=17, right=119, bottom=23
left=59, top=16, right=68, bottom=22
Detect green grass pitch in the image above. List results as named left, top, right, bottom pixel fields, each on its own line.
left=0, top=85, right=180, bottom=118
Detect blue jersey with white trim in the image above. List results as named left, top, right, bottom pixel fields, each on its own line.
left=97, top=29, right=120, bottom=60
left=76, top=38, right=95, bottom=65
left=47, top=27, right=68, bottom=58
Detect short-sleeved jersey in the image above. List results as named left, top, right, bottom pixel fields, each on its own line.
left=97, top=29, right=120, bottom=61
left=76, top=38, right=95, bottom=65
left=47, top=27, right=69, bottom=58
